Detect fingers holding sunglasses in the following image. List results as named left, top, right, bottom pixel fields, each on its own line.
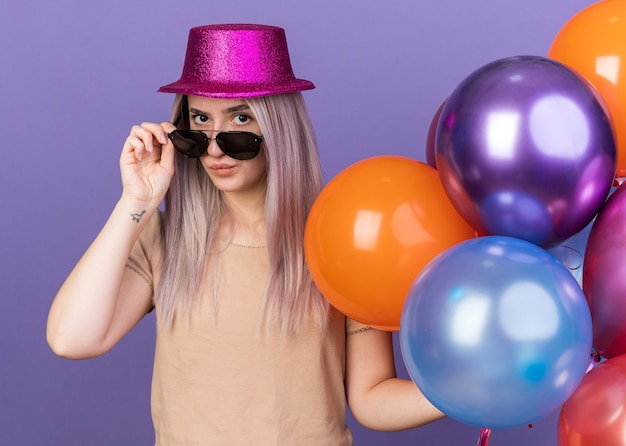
left=157, top=121, right=177, bottom=173
left=120, top=122, right=176, bottom=204
left=122, top=122, right=170, bottom=161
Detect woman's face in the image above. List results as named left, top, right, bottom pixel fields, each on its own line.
left=186, top=95, right=267, bottom=195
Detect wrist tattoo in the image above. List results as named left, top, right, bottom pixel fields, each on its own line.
left=131, top=210, right=146, bottom=223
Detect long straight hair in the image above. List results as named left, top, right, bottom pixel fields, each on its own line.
left=155, top=93, right=329, bottom=332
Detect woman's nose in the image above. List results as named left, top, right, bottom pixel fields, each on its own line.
left=206, top=137, right=223, bottom=157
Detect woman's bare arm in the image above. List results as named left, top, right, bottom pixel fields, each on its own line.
left=345, top=327, right=445, bottom=431
left=46, top=121, right=175, bottom=359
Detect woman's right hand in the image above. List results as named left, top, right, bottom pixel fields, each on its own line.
left=119, top=121, right=177, bottom=206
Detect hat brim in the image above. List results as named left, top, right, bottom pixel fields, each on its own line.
left=157, top=79, right=315, bottom=98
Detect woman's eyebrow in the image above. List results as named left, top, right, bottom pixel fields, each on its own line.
left=224, top=104, right=251, bottom=113
left=189, top=107, right=207, bottom=116
left=188, top=104, right=251, bottom=116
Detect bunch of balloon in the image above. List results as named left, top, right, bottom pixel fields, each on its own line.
left=400, top=54, right=617, bottom=444
left=304, top=156, right=476, bottom=331
left=549, top=0, right=626, bottom=183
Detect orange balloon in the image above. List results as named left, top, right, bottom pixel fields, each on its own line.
left=304, top=156, right=476, bottom=331
left=558, top=355, right=626, bottom=445
left=549, top=0, right=626, bottom=177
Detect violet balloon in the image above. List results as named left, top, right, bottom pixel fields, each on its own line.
left=583, top=183, right=626, bottom=358
left=425, top=98, right=446, bottom=168
left=436, top=56, right=616, bottom=248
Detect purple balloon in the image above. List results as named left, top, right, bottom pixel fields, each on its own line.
left=425, top=98, right=447, bottom=169
left=436, top=56, right=616, bottom=248
left=583, top=183, right=626, bottom=358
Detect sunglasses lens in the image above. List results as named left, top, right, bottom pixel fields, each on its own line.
left=169, top=130, right=262, bottom=160
left=169, top=130, right=208, bottom=158
left=217, top=133, right=262, bottom=160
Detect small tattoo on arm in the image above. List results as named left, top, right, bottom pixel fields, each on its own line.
left=131, top=210, right=146, bottom=223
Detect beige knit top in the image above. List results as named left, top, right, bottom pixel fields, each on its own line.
left=128, top=213, right=363, bottom=445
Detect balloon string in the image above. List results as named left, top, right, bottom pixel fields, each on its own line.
left=586, top=350, right=601, bottom=374
left=476, top=427, right=491, bottom=446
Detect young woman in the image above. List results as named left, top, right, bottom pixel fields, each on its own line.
left=46, top=24, right=443, bottom=444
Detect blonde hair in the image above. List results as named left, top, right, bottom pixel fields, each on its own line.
left=155, top=93, right=329, bottom=332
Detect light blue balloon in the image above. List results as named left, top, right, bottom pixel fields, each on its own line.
left=400, top=236, right=592, bottom=429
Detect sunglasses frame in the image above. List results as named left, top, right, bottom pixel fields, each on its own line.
left=169, top=96, right=264, bottom=160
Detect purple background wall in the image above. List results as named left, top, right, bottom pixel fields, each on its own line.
left=0, top=0, right=597, bottom=444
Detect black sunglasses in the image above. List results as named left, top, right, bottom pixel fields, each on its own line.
left=169, top=95, right=264, bottom=160
left=168, top=129, right=264, bottom=160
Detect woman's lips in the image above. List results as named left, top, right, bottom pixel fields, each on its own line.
left=209, top=163, right=236, bottom=175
